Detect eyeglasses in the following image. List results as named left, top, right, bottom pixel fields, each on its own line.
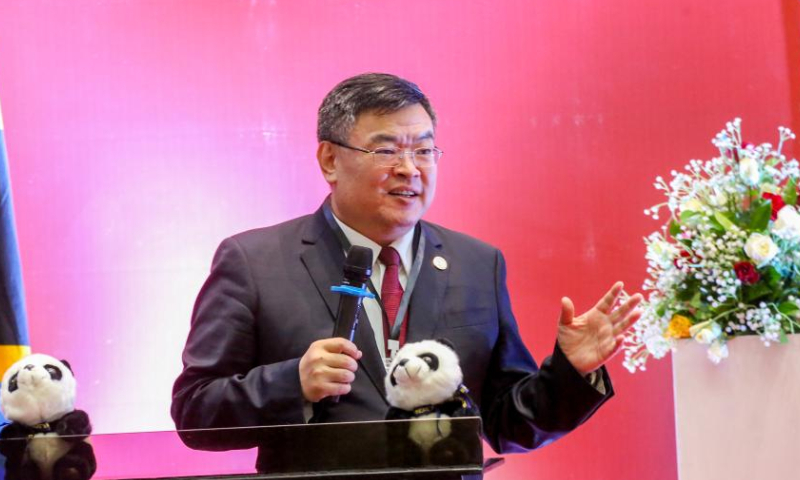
left=329, top=140, right=443, bottom=168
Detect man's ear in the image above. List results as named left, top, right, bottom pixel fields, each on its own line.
left=317, top=141, right=337, bottom=184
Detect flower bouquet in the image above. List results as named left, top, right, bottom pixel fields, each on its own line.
left=623, top=119, right=800, bottom=372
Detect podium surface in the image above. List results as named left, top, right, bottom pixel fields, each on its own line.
left=0, top=418, right=483, bottom=480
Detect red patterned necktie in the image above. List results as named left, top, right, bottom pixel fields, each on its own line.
left=379, top=247, right=408, bottom=355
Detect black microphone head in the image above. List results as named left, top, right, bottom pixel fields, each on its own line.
left=343, top=245, right=373, bottom=283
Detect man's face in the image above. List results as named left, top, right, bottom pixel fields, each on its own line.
left=320, top=103, right=437, bottom=246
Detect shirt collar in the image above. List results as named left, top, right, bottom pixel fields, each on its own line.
left=331, top=215, right=415, bottom=273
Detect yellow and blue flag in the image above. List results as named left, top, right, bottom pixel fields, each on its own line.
left=0, top=101, right=30, bottom=385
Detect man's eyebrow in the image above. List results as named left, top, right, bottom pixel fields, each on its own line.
left=367, top=131, right=435, bottom=144
left=368, top=133, right=399, bottom=143
left=416, top=131, right=435, bottom=142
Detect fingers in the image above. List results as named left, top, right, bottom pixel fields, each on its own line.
left=558, top=297, right=575, bottom=326
left=610, top=292, right=643, bottom=323
left=299, top=338, right=362, bottom=403
left=320, top=337, right=363, bottom=362
left=609, top=292, right=643, bottom=334
left=593, top=281, right=624, bottom=314
left=613, top=306, right=643, bottom=336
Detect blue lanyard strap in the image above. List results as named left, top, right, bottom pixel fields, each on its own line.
left=330, top=284, right=376, bottom=298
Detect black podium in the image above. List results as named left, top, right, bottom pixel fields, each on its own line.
left=0, top=418, right=485, bottom=480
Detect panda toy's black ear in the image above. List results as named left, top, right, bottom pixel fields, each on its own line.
left=61, top=360, right=74, bottom=374
left=434, top=338, right=456, bottom=352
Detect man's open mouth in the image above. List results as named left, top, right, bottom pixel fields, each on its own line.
left=390, top=190, right=419, bottom=198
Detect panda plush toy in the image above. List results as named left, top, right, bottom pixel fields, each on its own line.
left=0, top=354, right=96, bottom=480
left=384, top=339, right=480, bottom=466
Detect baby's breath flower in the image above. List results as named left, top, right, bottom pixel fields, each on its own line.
left=624, top=120, right=800, bottom=372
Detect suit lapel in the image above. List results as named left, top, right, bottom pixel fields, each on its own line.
left=299, top=211, right=344, bottom=321
left=407, top=222, right=449, bottom=342
left=351, top=311, right=388, bottom=400
left=299, top=206, right=388, bottom=402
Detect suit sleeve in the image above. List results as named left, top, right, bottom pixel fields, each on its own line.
left=480, top=250, right=614, bottom=453
left=171, top=237, right=306, bottom=448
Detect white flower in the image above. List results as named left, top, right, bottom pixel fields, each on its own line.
left=761, top=183, right=781, bottom=195
left=707, top=340, right=729, bottom=364
left=708, top=189, right=728, bottom=207
left=646, top=239, right=678, bottom=268
left=773, top=205, right=800, bottom=238
left=645, top=335, right=673, bottom=359
left=680, top=197, right=704, bottom=213
left=650, top=239, right=675, bottom=257
left=689, top=320, right=723, bottom=344
left=739, top=156, right=761, bottom=185
left=744, top=233, right=778, bottom=267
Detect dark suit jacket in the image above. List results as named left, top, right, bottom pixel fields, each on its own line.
left=171, top=203, right=613, bottom=456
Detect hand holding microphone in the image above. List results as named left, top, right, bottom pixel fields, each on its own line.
left=299, top=246, right=374, bottom=403
left=299, top=337, right=362, bottom=403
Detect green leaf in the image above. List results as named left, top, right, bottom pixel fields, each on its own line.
left=743, top=282, right=772, bottom=303
left=747, top=199, right=772, bottom=231
left=680, top=210, right=701, bottom=225
left=688, top=291, right=702, bottom=309
left=668, top=219, right=681, bottom=238
left=713, top=212, right=735, bottom=231
left=778, top=301, right=799, bottom=315
left=676, top=279, right=699, bottom=302
left=762, top=266, right=782, bottom=289
left=676, top=288, right=694, bottom=302
left=779, top=329, right=789, bottom=344
left=784, top=178, right=798, bottom=207
left=706, top=215, right=726, bottom=233
left=764, top=265, right=783, bottom=290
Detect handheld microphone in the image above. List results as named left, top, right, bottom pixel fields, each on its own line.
left=329, top=246, right=374, bottom=402
left=331, top=246, right=374, bottom=341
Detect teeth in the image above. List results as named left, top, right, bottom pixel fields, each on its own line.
left=392, top=191, right=416, bottom=197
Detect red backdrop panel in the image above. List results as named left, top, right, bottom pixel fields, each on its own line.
left=0, top=1, right=797, bottom=479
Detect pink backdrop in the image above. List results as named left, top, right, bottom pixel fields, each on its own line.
left=1, top=1, right=798, bottom=479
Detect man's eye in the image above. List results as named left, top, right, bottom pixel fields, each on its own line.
left=415, top=148, right=434, bottom=156
left=373, top=148, right=398, bottom=156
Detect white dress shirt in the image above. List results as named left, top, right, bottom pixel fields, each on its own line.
left=332, top=214, right=415, bottom=370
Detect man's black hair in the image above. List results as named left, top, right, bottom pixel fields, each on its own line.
left=317, top=73, right=437, bottom=143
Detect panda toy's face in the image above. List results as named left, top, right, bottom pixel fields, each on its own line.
left=0, top=354, right=76, bottom=426
left=385, top=340, right=463, bottom=412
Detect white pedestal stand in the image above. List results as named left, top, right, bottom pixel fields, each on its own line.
left=672, top=335, right=800, bottom=480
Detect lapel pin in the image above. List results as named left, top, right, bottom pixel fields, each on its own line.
left=432, top=256, right=448, bottom=271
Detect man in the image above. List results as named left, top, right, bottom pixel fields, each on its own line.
left=172, top=73, right=642, bottom=458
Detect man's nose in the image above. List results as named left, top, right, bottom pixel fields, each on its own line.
left=392, top=153, right=422, bottom=176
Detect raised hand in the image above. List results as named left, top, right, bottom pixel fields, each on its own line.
left=557, top=282, right=643, bottom=376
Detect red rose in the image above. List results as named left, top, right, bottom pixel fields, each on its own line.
left=734, top=261, right=760, bottom=285
left=673, top=250, right=700, bottom=270
left=762, top=192, right=785, bottom=220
